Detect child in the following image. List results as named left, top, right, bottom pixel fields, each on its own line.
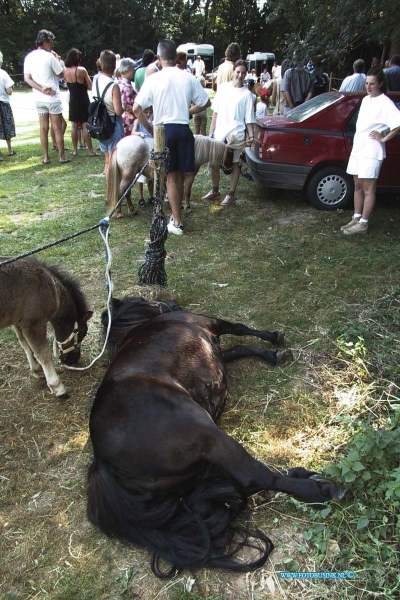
left=118, top=57, right=137, bottom=136
left=132, top=106, right=155, bottom=207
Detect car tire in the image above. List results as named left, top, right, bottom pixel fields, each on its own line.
left=306, top=166, right=354, bottom=210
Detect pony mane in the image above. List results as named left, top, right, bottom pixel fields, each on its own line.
left=194, top=136, right=226, bottom=171
left=101, top=296, right=183, bottom=359
left=45, top=262, right=90, bottom=317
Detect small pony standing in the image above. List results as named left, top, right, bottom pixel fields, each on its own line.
left=0, top=257, right=92, bottom=398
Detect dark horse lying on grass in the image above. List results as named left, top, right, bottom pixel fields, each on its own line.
left=88, top=297, right=344, bottom=576
left=0, top=257, right=92, bottom=398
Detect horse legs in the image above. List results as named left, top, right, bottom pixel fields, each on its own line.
left=222, top=345, right=293, bottom=366
left=13, top=326, right=44, bottom=377
left=211, top=318, right=285, bottom=346
left=202, top=424, right=344, bottom=505
left=14, top=323, right=68, bottom=398
left=125, top=189, right=136, bottom=215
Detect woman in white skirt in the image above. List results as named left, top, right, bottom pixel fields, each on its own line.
left=342, top=67, right=400, bottom=235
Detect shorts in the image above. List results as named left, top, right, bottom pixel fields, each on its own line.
left=164, top=124, right=195, bottom=172
left=347, top=155, right=382, bottom=179
left=35, top=99, right=64, bottom=115
left=226, top=133, right=245, bottom=162
left=99, top=116, right=124, bottom=154
left=137, top=174, right=148, bottom=184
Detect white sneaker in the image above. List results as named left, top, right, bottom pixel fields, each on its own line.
left=167, top=216, right=184, bottom=235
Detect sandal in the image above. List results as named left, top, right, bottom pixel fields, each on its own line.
left=138, top=198, right=146, bottom=208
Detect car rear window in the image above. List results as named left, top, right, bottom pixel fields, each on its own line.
left=285, top=93, right=341, bottom=122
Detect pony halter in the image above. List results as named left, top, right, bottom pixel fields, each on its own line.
left=56, top=322, right=81, bottom=356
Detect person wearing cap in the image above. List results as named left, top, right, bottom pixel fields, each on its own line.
left=256, top=89, right=269, bottom=117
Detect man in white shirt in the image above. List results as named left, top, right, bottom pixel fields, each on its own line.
left=24, top=29, right=68, bottom=164
left=339, top=59, right=366, bottom=92
left=193, top=55, right=205, bottom=79
left=133, top=40, right=210, bottom=235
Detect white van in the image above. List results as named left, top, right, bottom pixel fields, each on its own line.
left=177, top=43, right=215, bottom=73
left=246, top=52, right=275, bottom=77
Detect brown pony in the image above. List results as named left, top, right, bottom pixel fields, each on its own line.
left=105, top=135, right=236, bottom=216
left=0, top=257, right=92, bottom=398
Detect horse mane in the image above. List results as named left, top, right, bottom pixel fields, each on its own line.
left=101, top=296, right=183, bottom=358
left=45, top=262, right=90, bottom=318
left=194, top=136, right=226, bottom=171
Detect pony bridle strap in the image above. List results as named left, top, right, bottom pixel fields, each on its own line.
left=56, top=322, right=81, bottom=356
left=220, top=144, right=230, bottom=170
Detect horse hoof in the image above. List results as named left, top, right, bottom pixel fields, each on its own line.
left=57, top=392, right=70, bottom=400
left=276, top=349, right=293, bottom=366
left=309, top=474, right=346, bottom=501
left=274, top=331, right=285, bottom=346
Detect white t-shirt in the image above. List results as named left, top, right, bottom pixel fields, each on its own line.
left=95, top=74, right=118, bottom=116
left=256, top=101, right=267, bottom=118
left=23, top=48, right=63, bottom=101
left=0, top=69, right=14, bottom=103
left=352, top=93, right=400, bottom=160
left=339, top=73, right=366, bottom=92
left=193, top=59, right=205, bottom=78
left=212, top=82, right=255, bottom=141
left=135, top=66, right=209, bottom=125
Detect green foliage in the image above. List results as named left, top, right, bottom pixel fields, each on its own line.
left=303, top=411, right=400, bottom=595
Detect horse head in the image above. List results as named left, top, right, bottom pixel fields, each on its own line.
left=56, top=310, right=93, bottom=365
left=221, top=139, right=248, bottom=175
left=47, top=264, right=93, bottom=365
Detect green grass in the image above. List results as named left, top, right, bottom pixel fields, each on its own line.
left=0, top=93, right=399, bottom=599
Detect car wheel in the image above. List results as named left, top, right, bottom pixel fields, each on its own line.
left=306, top=166, right=354, bottom=210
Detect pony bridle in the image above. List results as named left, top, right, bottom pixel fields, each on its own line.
left=55, top=322, right=81, bottom=357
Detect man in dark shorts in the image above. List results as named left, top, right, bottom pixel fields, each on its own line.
left=133, top=39, right=210, bottom=235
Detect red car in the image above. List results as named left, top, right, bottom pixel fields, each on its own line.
left=245, top=91, right=400, bottom=210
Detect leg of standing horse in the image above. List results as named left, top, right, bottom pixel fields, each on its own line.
left=222, top=345, right=293, bottom=366
left=125, top=189, right=136, bottom=215
left=12, top=325, right=44, bottom=377
left=20, top=323, right=68, bottom=398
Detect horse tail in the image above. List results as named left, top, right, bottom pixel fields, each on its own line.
left=106, top=147, right=120, bottom=211
left=101, top=296, right=183, bottom=356
left=87, top=457, right=273, bottom=577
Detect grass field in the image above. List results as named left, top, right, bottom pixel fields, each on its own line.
left=0, top=92, right=399, bottom=599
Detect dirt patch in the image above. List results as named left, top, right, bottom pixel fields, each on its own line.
left=275, top=211, right=317, bottom=226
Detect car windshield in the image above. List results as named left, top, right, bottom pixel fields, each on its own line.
left=285, top=93, right=341, bottom=122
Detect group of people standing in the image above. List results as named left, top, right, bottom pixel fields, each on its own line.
left=2, top=33, right=400, bottom=238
